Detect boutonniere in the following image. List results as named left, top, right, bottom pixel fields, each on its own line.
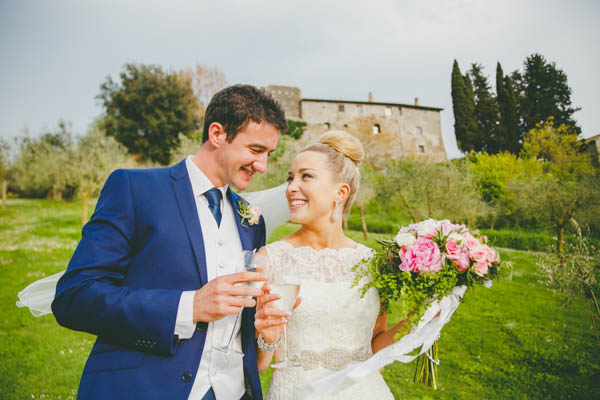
left=237, top=200, right=261, bottom=227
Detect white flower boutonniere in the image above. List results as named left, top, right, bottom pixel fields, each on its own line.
left=237, top=200, right=261, bottom=227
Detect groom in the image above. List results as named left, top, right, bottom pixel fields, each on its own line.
left=52, top=84, right=287, bottom=400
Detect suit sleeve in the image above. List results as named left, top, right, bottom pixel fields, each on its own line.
left=51, top=169, right=182, bottom=356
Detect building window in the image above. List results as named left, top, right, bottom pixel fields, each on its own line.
left=416, top=126, right=423, bottom=135
left=385, top=107, right=392, bottom=117
left=373, top=124, right=381, bottom=134
left=338, top=104, right=345, bottom=112
left=418, top=145, right=425, bottom=153
left=397, top=107, right=402, bottom=116
left=324, top=122, right=330, bottom=130
left=343, top=124, right=348, bottom=129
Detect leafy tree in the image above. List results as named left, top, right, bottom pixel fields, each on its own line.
left=284, top=119, right=307, bottom=140
left=515, top=118, right=599, bottom=261
left=513, top=54, right=581, bottom=135
left=537, top=223, right=600, bottom=347
left=355, top=165, right=376, bottom=239
left=11, top=121, right=76, bottom=199
left=496, top=63, right=520, bottom=153
left=71, top=126, right=132, bottom=225
left=98, top=63, right=201, bottom=165
left=182, top=64, right=227, bottom=123
left=468, top=151, right=543, bottom=229
left=470, top=64, right=499, bottom=153
left=451, top=60, right=478, bottom=152
left=0, top=138, right=11, bottom=210
left=379, top=158, right=488, bottom=225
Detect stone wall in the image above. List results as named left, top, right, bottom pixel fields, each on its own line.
left=265, top=85, right=302, bottom=119
left=299, top=100, right=447, bottom=162
left=264, top=85, right=447, bottom=163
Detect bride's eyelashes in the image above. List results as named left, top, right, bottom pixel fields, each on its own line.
left=286, top=172, right=315, bottom=183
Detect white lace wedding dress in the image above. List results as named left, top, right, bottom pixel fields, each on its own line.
left=264, top=241, right=394, bottom=400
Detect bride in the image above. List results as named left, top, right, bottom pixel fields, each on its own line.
left=253, top=131, right=406, bottom=399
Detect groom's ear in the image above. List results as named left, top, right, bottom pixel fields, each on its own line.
left=206, top=122, right=227, bottom=148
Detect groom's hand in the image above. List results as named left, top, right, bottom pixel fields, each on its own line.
left=192, top=271, right=266, bottom=323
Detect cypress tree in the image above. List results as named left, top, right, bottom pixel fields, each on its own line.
left=462, top=73, right=478, bottom=152
left=519, top=54, right=581, bottom=134
left=451, top=60, right=470, bottom=152
left=470, top=63, right=499, bottom=153
left=496, top=62, right=520, bottom=153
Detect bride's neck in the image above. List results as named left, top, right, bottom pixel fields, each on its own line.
left=291, top=220, right=349, bottom=250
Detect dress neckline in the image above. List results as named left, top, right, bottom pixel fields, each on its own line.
left=278, top=239, right=364, bottom=254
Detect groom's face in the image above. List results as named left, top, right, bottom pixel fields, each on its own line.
left=216, top=121, right=281, bottom=190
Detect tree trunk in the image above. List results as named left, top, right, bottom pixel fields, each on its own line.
left=360, top=204, right=368, bottom=240
left=1, top=179, right=6, bottom=210
left=397, top=190, right=418, bottom=222
left=81, top=191, right=89, bottom=227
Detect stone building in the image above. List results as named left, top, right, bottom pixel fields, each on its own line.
left=265, top=85, right=447, bottom=163
left=584, top=133, right=600, bottom=164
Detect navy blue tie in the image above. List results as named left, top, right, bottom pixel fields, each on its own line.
left=204, top=188, right=222, bottom=227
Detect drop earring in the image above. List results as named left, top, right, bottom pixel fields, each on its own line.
left=332, top=202, right=342, bottom=222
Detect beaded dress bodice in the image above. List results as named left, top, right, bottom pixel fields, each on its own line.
left=263, top=241, right=394, bottom=400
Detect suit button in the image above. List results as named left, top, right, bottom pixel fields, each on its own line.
left=182, top=371, right=193, bottom=383
left=196, top=322, right=207, bottom=331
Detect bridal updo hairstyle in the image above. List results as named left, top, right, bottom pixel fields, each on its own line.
left=299, top=130, right=364, bottom=218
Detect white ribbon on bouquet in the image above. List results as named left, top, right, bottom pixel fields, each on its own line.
left=309, top=285, right=469, bottom=395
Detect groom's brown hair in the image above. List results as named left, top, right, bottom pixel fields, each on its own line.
left=202, top=84, right=287, bottom=143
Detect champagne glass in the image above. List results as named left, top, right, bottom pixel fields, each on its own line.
left=270, top=263, right=302, bottom=369
left=213, top=250, right=270, bottom=355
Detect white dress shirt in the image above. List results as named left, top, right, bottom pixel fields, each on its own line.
left=174, top=155, right=246, bottom=400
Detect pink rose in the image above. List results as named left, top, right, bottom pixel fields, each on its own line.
left=398, top=246, right=408, bottom=259
left=445, top=239, right=461, bottom=258
left=474, top=261, right=489, bottom=277
left=442, top=223, right=463, bottom=236
left=248, top=206, right=261, bottom=225
left=400, top=238, right=442, bottom=273
left=465, top=237, right=481, bottom=251
left=479, top=235, right=488, bottom=243
left=470, top=246, right=488, bottom=263
left=484, top=246, right=496, bottom=263
left=454, top=249, right=471, bottom=272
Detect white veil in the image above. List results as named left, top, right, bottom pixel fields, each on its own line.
left=16, top=183, right=290, bottom=317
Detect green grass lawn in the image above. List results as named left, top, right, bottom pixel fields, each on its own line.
left=1, top=199, right=599, bottom=399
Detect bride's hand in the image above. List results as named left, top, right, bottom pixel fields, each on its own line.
left=254, top=285, right=301, bottom=346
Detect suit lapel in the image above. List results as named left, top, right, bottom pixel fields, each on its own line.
left=170, top=160, right=208, bottom=285
left=228, top=188, right=255, bottom=252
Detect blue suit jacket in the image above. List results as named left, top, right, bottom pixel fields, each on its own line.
left=52, top=159, right=266, bottom=400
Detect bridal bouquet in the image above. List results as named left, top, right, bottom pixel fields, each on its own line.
left=353, top=218, right=505, bottom=389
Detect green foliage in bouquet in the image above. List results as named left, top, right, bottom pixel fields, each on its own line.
left=353, top=233, right=504, bottom=338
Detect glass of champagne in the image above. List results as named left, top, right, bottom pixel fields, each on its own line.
left=214, top=250, right=270, bottom=354
left=270, top=263, right=302, bottom=369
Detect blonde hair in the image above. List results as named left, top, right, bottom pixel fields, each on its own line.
left=299, top=130, right=364, bottom=217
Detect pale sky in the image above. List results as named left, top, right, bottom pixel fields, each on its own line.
left=1, top=0, right=598, bottom=159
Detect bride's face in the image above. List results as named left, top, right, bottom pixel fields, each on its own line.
left=286, top=151, right=341, bottom=225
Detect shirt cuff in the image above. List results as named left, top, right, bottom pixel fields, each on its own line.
left=174, top=290, right=196, bottom=340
